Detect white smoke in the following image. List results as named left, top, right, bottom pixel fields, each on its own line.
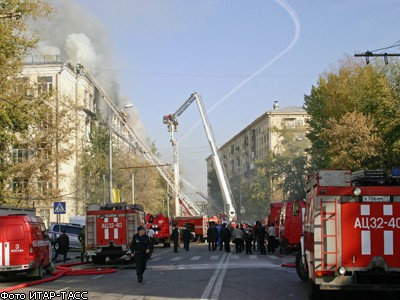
left=65, top=33, right=98, bottom=73
left=33, top=0, right=148, bottom=143
left=38, top=45, right=60, bottom=56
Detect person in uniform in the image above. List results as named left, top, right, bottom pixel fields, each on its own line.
left=130, top=226, right=153, bottom=283
left=182, top=225, right=191, bottom=251
left=53, top=229, right=69, bottom=263
left=171, top=223, right=180, bottom=253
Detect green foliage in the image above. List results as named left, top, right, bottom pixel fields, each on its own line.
left=305, top=56, right=400, bottom=170
left=250, top=125, right=309, bottom=214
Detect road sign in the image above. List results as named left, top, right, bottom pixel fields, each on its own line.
left=54, top=201, right=66, bottom=214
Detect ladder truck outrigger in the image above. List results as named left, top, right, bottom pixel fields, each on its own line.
left=163, top=92, right=237, bottom=223
left=296, top=169, right=400, bottom=299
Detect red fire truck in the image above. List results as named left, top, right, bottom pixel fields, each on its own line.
left=172, top=215, right=208, bottom=242
left=85, top=202, right=145, bottom=264
left=146, top=213, right=171, bottom=247
left=0, top=207, right=52, bottom=278
left=296, top=169, right=400, bottom=299
left=278, top=199, right=306, bottom=254
left=266, top=202, right=283, bottom=227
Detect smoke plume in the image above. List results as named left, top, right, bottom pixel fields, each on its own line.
left=33, top=0, right=147, bottom=143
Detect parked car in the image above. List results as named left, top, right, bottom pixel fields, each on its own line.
left=48, top=223, right=83, bottom=250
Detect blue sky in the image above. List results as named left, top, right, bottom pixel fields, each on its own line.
left=47, top=0, right=400, bottom=199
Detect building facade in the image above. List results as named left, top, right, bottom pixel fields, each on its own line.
left=206, top=104, right=309, bottom=210
left=11, top=55, right=134, bottom=226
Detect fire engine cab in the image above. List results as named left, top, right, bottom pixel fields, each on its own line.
left=296, top=169, right=400, bottom=299
left=146, top=213, right=171, bottom=247
left=85, top=202, right=145, bottom=264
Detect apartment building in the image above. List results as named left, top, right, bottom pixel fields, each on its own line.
left=206, top=103, right=308, bottom=200
left=10, top=55, right=132, bottom=226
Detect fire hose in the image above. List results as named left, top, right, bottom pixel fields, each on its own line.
left=0, top=261, right=116, bottom=293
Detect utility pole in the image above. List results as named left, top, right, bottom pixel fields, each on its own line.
left=354, top=51, right=400, bottom=64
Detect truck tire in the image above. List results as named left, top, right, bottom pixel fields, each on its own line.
left=92, top=255, right=105, bottom=264
left=295, top=250, right=308, bottom=282
left=308, top=279, right=323, bottom=300
left=38, top=265, right=43, bottom=278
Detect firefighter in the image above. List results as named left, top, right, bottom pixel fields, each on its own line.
left=182, top=225, right=191, bottom=251
left=256, top=221, right=266, bottom=254
left=171, top=223, right=180, bottom=253
left=244, top=228, right=253, bottom=255
left=222, top=223, right=231, bottom=252
left=130, top=226, right=153, bottom=283
left=207, top=223, right=218, bottom=251
left=53, top=229, right=69, bottom=263
left=78, top=226, right=85, bottom=262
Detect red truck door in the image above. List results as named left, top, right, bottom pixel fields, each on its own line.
left=341, top=202, right=400, bottom=268
left=96, top=215, right=127, bottom=246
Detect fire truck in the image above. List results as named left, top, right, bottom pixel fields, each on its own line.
left=172, top=215, right=208, bottom=242
left=266, top=202, right=283, bottom=227
left=296, top=169, right=400, bottom=299
left=278, top=199, right=305, bottom=254
left=146, top=213, right=171, bottom=247
left=85, top=202, right=145, bottom=264
left=0, top=207, right=52, bottom=278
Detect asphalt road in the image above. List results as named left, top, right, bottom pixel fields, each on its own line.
left=1, top=244, right=398, bottom=300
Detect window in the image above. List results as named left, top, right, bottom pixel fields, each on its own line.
left=39, top=209, right=50, bottom=228
left=12, top=146, right=29, bottom=163
left=36, top=143, right=51, bottom=159
left=37, top=178, right=53, bottom=195
left=38, top=76, right=53, bottom=95
left=296, top=119, right=304, bottom=127
left=12, top=178, right=27, bottom=193
left=7, top=225, right=25, bottom=240
left=14, top=77, right=33, bottom=97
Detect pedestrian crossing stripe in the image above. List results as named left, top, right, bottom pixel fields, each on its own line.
left=150, top=254, right=280, bottom=261
left=54, top=202, right=66, bottom=213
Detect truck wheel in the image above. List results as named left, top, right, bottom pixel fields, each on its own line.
left=36, top=266, right=43, bottom=279
left=308, top=279, right=323, bottom=300
left=295, top=250, right=308, bottom=282
left=91, top=255, right=106, bottom=264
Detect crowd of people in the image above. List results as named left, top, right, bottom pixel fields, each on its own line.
left=205, top=221, right=278, bottom=255
left=168, top=221, right=278, bottom=255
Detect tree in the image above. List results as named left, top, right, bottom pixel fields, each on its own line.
left=305, top=56, right=400, bottom=170
left=322, top=111, right=384, bottom=170
left=249, top=151, right=275, bottom=220
left=273, top=125, right=309, bottom=201
left=82, top=121, right=167, bottom=214
left=249, top=124, right=309, bottom=219
left=0, top=1, right=52, bottom=152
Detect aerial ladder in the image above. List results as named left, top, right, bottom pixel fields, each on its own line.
left=83, top=69, right=203, bottom=217
left=163, top=92, right=237, bottom=222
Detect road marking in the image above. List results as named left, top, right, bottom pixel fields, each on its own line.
left=210, top=255, right=219, bottom=260
left=91, top=275, right=104, bottom=280
left=267, top=255, right=279, bottom=260
left=150, top=257, right=163, bottom=262
left=201, top=252, right=231, bottom=300
left=249, top=255, right=257, bottom=259
left=230, top=255, right=239, bottom=260
left=171, top=256, right=182, bottom=261
left=191, top=256, right=201, bottom=261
